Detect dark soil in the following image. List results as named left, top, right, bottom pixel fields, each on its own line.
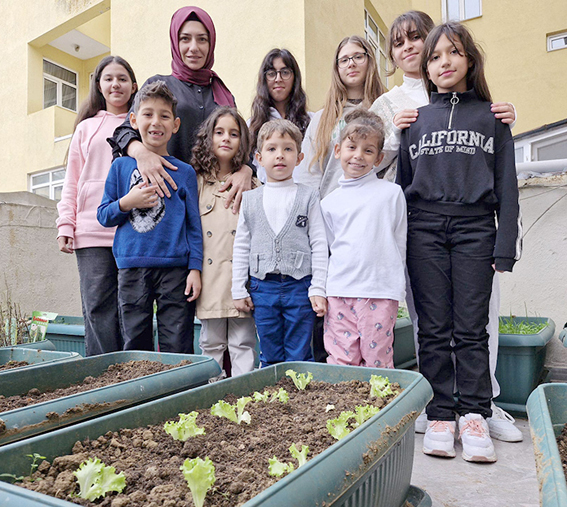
left=0, top=360, right=29, bottom=371
left=16, top=377, right=401, bottom=507
left=0, top=359, right=191, bottom=413
left=557, top=423, right=567, bottom=479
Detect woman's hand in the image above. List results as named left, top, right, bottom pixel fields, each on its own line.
left=234, top=297, right=254, bottom=313
left=119, top=182, right=159, bottom=212
left=128, top=140, right=178, bottom=198
left=57, top=236, right=74, bottom=254
left=185, top=270, right=202, bottom=302
left=310, top=296, right=327, bottom=317
left=491, top=102, right=516, bottom=125
left=393, top=109, right=419, bottom=129
left=218, top=165, right=253, bottom=214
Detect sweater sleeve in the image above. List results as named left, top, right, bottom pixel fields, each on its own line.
left=184, top=167, right=204, bottom=271
left=293, top=110, right=324, bottom=190
left=307, top=190, right=328, bottom=298
left=493, top=124, right=522, bottom=272
left=394, top=186, right=408, bottom=268
left=396, top=129, right=413, bottom=191
left=56, top=127, right=84, bottom=238
left=97, top=160, right=130, bottom=228
left=231, top=203, right=251, bottom=300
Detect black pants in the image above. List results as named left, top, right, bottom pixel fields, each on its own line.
left=118, top=267, right=195, bottom=354
left=76, top=247, right=122, bottom=356
left=406, top=208, right=495, bottom=420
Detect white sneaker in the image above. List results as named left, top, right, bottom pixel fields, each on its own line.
left=423, top=420, right=456, bottom=458
left=487, top=404, right=523, bottom=442
left=415, top=409, right=427, bottom=433
left=459, top=413, right=497, bottom=463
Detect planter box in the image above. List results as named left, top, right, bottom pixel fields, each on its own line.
left=494, top=317, right=556, bottom=414
left=393, top=316, right=417, bottom=369
left=0, top=362, right=432, bottom=507
left=0, top=340, right=55, bottom=351
left=526, top=383, right=567, bottom=507
left=0, top=348, right=79, bottom=373
left=0, top=351, right=220, bottom=446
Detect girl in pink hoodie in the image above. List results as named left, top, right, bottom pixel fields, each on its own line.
left=56, top=56, right=137, bottom=356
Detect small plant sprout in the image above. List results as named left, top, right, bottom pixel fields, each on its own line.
left=325, top=404, right=335, bottom=412
left=253, top=390, right=270, bottom=402
left=211, top=397, right=252, bottom=425
left=0, top=452, right=46, bottom=483
left=268, top=456, right=295, bottom=477
left=73, top=458, right=126, bottom=501
left=327, top=411, right=354, bottom=440
left=163, top=412, right=205, bottom=441
left=289, top=443, right=309, bottom=467
left=270, top=388, right=289, bottom=403
left=370, top=375, right=394, bottom=398
left=180, top=457, right=215, bottom=507
left=286, top=369, right=313, bottom=390
left=352, top=405, right=381, bottom=428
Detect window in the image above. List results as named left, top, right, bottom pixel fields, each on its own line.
left=532, top=134, right=567, bottom=162
left=30, top=168, right=66, bottom=200
left=514, top=147, right=524, bottom=164
left=365, top=10, right=389, bottom=87
left=548, top=32, right=567, bottom=52
left=43, top=59, right=77, bottom=112
left=443, top=0, right=482, bottom=21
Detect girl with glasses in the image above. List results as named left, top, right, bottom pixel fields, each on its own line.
left=248, top=48, right=312, bottom=183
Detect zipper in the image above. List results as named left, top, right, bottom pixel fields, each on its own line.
left=448, top=92, right=459, bottom=130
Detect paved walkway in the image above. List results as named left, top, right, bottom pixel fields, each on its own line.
left=411, top=418, right=539, bottom=506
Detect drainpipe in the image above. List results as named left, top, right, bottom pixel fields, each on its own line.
left=516, top=159, right=567, bottom=174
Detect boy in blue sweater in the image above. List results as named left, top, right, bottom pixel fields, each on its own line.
left=98, top=81, right=202, bottom=353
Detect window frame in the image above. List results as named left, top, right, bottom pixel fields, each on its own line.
left=29, top=167, right=66, bottom=201
left=364, top=9, right=390, bottom=88
left=42, top=58, right=78, bottom=112
left=547, top=32, right=567, bottom=52
left=442, top=0, right=482, bottom=22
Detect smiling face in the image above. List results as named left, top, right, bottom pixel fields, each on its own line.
left=427, top=34, right=470, bottom=94
left=130, top=98, right=180, bottom=156
left=391, top=23, right=426, bottom=79
left=337, top=42, right=369, bottom=94
left=257, top=133, right=304, bottom=182
left=212, top=114, right=241, bottom=168
left=335, top=133, right=384, bottom=180
left=99, top=62, right=137, bottom=114
left=267, top=57, right=294, bottom=109
left=178, top=20, right=210, bottom=71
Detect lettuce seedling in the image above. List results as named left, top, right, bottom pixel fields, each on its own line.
left=370, top=375, right=394, bottom=398
left=73, top=458, right=126, bottom=501
left=180, top=457, right=215, bottom=507
left=236, top=396, right=252, bottom=424
left=352, top=405, right=381, bottom=428
left=289, top=443, right=309, bottom=467
left=253, top=390, right=270, bottom=402
left=270, top=387, right=289, bottom=403
left=163, top=411, right=205, bottom=441
left=211, top=397, right=252, bottom=424
left=268, top=456, right=295, bottom=477
left=286, top=369, right=313, bottom=390
left=327, top=411, right=354, bottom=440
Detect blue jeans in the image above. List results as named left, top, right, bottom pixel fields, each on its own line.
left=250, top=274, right=315, bottom=367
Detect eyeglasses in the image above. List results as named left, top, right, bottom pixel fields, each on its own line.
left=336, top=52, right=368, bottom=69
left=265, top=68, right=294, bottom=81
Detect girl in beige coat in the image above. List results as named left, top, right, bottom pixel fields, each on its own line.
left=192, top=107, right=258, bottom=378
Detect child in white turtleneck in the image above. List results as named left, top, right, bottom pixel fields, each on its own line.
left=321, top=109, right=406, bottom=368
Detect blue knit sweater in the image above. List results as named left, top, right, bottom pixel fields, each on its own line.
left=97, top=156, right=203, bottom=271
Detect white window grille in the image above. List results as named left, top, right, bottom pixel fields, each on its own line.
left=548, top=32, right=567, bottom=52
left=43, top=59, right=78, bottom=112
left=443, top=0, right=482, bottom=21
left=29, top=168, right=66, bottom=201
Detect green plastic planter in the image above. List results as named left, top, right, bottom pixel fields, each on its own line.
left=494, top=317, right=556, bottom=414
left=526, top=383, right=567, bottom=507
left=0, top=362, right=432, bottom=507
left=393, top=316, right=417, bottom=369
left=0, top=340, right=55, bottom=351
left=0, top=351, right=220, bottom=446
left=0, top=348, right=79, bottom=373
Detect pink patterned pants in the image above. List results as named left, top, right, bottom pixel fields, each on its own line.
left=324, top=297, right=398, bottom=368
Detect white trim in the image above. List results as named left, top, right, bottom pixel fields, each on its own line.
left=442, top=0, right=482, bottom=22
left=514, top=124, right=567, bottom=163
left=43, top=58, right=78, bottom=112
left=29, top=167, right=66, bottom=201
left=547, top=32, right=567, bottom=52
left=364, top=9, right=390, bottom=88
left=55, top=134, right=73, bottom=143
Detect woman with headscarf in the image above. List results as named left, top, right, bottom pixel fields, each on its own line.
left=110, top=6, right=253, bottom=207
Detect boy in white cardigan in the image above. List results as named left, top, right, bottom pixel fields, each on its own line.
left=232, top=119, right=328, bottom=366
left=321, top=109, right=407, bottom=368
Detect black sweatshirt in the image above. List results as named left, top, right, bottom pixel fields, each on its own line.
left=396, top=89, right=522, bottom=272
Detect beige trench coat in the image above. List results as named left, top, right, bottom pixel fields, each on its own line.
left=196, top=175, right=255, bottom=320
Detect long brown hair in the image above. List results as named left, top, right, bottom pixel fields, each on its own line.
left=249, top=48, right=310, bottom=153
left=191, top=107, right=251, bottom=182
left=310, top=35, right=384, bottom=172
left=421, top=22, right=492, bottom=102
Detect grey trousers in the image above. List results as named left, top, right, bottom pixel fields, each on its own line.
left=75, top=247, right=123, bottom=356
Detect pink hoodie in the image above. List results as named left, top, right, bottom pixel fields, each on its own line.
left=57, top=110, right=127, bottom=249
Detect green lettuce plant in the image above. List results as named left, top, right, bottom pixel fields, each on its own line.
left=73, top=458, right=126, bottom=501
left=180, top=457, right=215, bottom=507
left=370, top=375, right=394, bottom=398
left=211, top=397, right=252, bottom=424
left=327, top=411, right=354, bottom=440
left=163, top=411, right=205, bottom=441
left=286, top=369, right=313, bottom=390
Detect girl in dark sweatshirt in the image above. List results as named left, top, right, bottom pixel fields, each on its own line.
left=397, top=22, right=522, bottom=463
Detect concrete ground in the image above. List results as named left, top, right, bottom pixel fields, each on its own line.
left=411, top=418, right=538, bottom=506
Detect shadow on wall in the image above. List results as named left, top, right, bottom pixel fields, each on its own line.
left=0, top=192, right=82, bottom=317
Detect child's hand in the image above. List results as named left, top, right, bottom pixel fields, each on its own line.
left=492, top=264, right=505, bottom=274
left=219, top=165, right=253, bottom=214
left=119, top=182, right=159, bottom=212
left=57, top=236, right=74, bottom=254
left=491, top=102, right=515, bottom=125
left=234, top=297, right=254, bottom=312
left=310, top=296, right=327, bottom=317
left=185, top=270, right=202, bottom=302
left=393, top=109, right=419, bottom=129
